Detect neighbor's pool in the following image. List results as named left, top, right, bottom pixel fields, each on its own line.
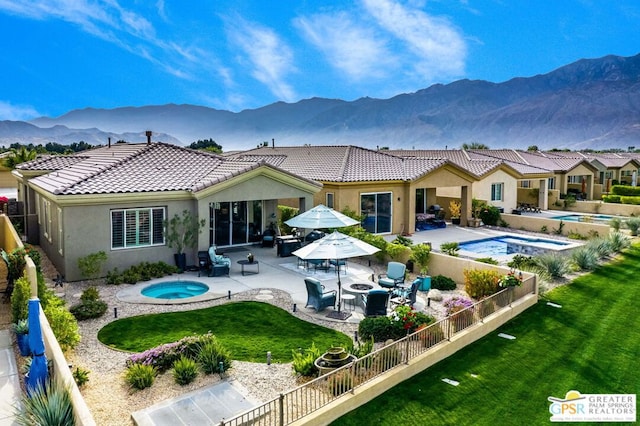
left=141, top=281, right=209, bottom=299
left=458, top=235, right=570, bottom=257
left=552, top=214, right=615, bottom=224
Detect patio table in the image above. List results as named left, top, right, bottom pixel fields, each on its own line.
left=237, top=259, right=259, bottom=276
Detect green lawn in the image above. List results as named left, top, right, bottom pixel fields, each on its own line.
left=333, top=245, right=640, bottom=425
left=97, top=301, right=351, bottom=363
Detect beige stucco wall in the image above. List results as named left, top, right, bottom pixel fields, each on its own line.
left=500, top=213, right=610, bottom=237
left=473, top=169, right=519, bottom=212
left=0, top=169, right=16, bottom=188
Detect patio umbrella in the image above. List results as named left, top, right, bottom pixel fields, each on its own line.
left=292, top=230, right=380, bottom=320
left=285, top=204, right=359, bottom=229
left=26, top=298, right=48, bottom=394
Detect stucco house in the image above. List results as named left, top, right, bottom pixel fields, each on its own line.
left=229, top=145, right=480, bottom=234
left=12, top=142, right=321, bottom=281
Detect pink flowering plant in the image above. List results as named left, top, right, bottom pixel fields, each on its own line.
left=443, top=296, right=474, bottom=316
left=126, top=333, right=216, bottom=372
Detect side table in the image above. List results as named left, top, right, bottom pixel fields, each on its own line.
left=237, top=260, right=259, bottom=276
left=341, top=294, right=356, bottom=312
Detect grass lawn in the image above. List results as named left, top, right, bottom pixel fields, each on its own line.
left=97, top=301, right=352, bottom=363
left=333, top=245, right=640, bottom=425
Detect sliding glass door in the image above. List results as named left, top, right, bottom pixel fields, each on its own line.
left=211, top=201, right=262, bottom=246
left=360, top=192, right=392, bottom=234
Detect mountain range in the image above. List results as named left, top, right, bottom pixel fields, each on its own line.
left=2, top=52, right=639, bottom=151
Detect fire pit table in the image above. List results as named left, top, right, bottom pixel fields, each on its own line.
left=343, top=282, right=376, bottom=308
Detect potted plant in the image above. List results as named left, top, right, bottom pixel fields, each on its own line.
left=449, top=200, right=461, bottom=225
left=164, top=210, right=206, bottom=272
left=410, top=243, right=431, bottom=291
left=247, top=252, right=254, bottom=263
left=12, top=319, right=30, bottom=356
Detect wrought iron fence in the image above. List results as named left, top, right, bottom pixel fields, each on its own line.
left=219, top=278, right=536, bottom=426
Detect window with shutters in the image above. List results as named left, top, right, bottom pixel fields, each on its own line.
left=111, top=207, right=165, bottom=249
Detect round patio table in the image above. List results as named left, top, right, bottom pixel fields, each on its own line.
left=237, top=260, right=259, bottom=276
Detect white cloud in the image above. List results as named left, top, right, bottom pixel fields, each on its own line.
left=0, top=101, right=41, bottom=121
left=294, top=12, right=395, bottom=81
left=226, top=17, right=297, bottom=102
left=362, top=0, right=467, bottom=79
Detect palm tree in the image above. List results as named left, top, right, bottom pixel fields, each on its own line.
left=2, top=146, right=37, bottom=169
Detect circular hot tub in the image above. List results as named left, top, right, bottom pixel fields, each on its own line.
left=141, top=281, right=209, bottom=300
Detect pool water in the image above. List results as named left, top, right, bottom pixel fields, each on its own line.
left=141, top=281, right=209, bottom=299
left=459, top=235, right=570, bottom=257
left=552, top=214, right=614, bottom=224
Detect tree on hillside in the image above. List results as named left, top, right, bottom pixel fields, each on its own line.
left=189, top=138, right=222, bottom=153
left=527, top=145, right=539, bottom=151
left=461, top=142, right=489, bottom=150
left=2, top=146, right=38, bottom=169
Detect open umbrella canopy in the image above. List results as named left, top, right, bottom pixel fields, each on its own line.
left=26, top=298, right=48, bottom=394
left=292, top=230, right=379, bottom=260
left=293, top=231, right=380, bottom=320
left=285, top=204, right=359, bottom=229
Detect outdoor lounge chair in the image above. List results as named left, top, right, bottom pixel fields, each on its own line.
left=304, top=277, right=337, bottom=311
left=392, top=278, right=421, bottom=308
left=378, top=261, right=406, bottom=289
left=197, top=251, right=211, bottom=277
left=262, top=229, right=276, bottom=247
left=208, top=245, right=231, bottom=277
left=362, top=289, right=390, bottom=317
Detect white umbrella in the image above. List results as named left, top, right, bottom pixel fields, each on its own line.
left=293, top=230, right=380, bottom=320
left=285, top=204, right=359, bottom=229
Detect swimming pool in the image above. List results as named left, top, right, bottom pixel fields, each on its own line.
left=552, top=214, right=615, bottom=224
left=141, top=281, right=209, bottom=299
left=458, top=235, right=571, bottom=257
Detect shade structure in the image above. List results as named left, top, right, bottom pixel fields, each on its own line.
left=285, top=204, right=359, bottom=229
left=26, top=298, right=48, bottom=395
left=293, top=231, right=380, bottom=320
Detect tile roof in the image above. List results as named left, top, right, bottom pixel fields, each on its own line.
left=231, top=146, right=455, bottom=182
left=22, top=143, right=318, bottom=195
left=387, top=149, right=512, bottom=177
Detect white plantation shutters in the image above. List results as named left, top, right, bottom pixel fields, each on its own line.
left=111, top=207, right=165, bottom=249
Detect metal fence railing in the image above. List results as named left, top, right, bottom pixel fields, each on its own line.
left=219, top=278, right=536, bottom=426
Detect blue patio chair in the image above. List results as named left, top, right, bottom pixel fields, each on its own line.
left=362, top=289, right=390, bottom=317
left=392, top=278, right=421, bottom=308
left=304, top=277, right=337, bottom=312
left=208, top=245, right=230, bottom=277
left=378, top=261, right=406, bottom=289
left=329, top=259, right=347, bottom=274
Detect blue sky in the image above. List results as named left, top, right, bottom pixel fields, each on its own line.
left=0, top=0, right=638, bottom=121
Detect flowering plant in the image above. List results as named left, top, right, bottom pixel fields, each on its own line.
left=443, top=296, right=474, bottom=316
left=499, top=270, right=522, bottom=288
left=391, top=305, right=417, bottom=330
left=126, top=333, right=216, bottom=372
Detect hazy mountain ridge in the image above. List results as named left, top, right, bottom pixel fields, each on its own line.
left=2, top=53, right=639, bottom=150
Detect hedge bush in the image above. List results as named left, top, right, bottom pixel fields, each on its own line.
left=620, top=196, right=640, bottom=205
left=463, top=269, right=501, bottom=299
left=602, top=194, right=621, bottom=203
left=611, top=185, right=640, bottom=196
left=430, top=275, right=457, bottom=291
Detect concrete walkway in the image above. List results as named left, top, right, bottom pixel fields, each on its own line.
left=0, top=330, right=20, bottom=425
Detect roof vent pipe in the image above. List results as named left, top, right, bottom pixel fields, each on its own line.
left=145, top=130, right=152, bottom=145
left=108, top=137, right=111, bottom=148
left=272, top=138, right=275, bottom=149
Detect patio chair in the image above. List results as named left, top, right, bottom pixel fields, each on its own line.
left=391, top=278, right=421, bottom=308
left=197, top=251, right=211, bottom=277
left=304, top=277, right=337, bottom=312
left=362, top=289, right=390, bottom=317
left=378, top=261, right=406, bottom=289
left=329, top=259, right=347, bottom=274
left=262, top=229, right=276, bottom=248
left=208, top=245, right=230, bottom=277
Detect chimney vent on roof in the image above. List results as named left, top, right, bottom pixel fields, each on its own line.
left=108, top=137, right=111, bottom=148
left=145, top=130, right=152, bottom=145
left=272, top=138, right=275, bottom=149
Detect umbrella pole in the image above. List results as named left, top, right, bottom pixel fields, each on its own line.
left=326, top=258, right=351, bottom=320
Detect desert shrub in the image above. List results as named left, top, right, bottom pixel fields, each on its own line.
left=126, top=364, right=156, bottom=390
left=15, top=379, right=75, bottom=426
left=278, top=205, right=299, bottom=235
left=507, top=254, right=537, bottom=269
left=609, top=217, right=622, bottom=231
left=478, top=205, right=501, bottom=226
left=198, top=339, right=232, bottom=375
left=444, top=296, right=475, bottom=331
left=410, top=243, right=431, bottom=275
left=10, top=276, right=30, bottom=323
left=534, top=253, right=571, bottom=279
left=385, top=242, right=411, bottom=261
left=498, top=219, right=509, bottom=227
left=475, top=257, right=498, bottom=265
left=44, top=304, right=80, bottom=352
left=72, top=366, right=90, bottom=388
left=607, top=231, right=630, bottom=252
left=358, top=317, right=395, bottom=342
left=105, top=268, right=124, bottom=285
left=70, top=300, right=108, bottom=321
left=587, top=238, right=613, bottom=258
left=80, top=286, right=100, bottom=303
left=463, top=269, right=501, bottom=299
left=431, top=275, right=457, bottom=291
left=553, top=220, right=565, bottom=235
left=625, top=217, right=640, bottom=236
left=571, top=246, right=599, bottom=271
left=348, top=337, right=374, bottom=359
left=106, top=261, right=179, bottom=285
left=77, top=251, right=107, bottom=280
left=173, top=356, right=198, bottom=386
left=567, top=230, right=587, bottom=240
left=602, top=194, right=621, bottom=203
left=440, top=242, right=459, bottom=256
left=291, top=343, right=321, bottom=377
left=392, top=235, right=413, bottom=247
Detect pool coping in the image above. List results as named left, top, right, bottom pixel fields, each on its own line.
left=116, top=275, right=228, bottom=305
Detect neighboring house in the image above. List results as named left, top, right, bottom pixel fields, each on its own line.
left=389, top=149, right=553, bottom=213
left=229, top=145, right=479, bottom=235
left=0, top=152, right=18, bottom=191
left=12, top=142, right=321, bottom=281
